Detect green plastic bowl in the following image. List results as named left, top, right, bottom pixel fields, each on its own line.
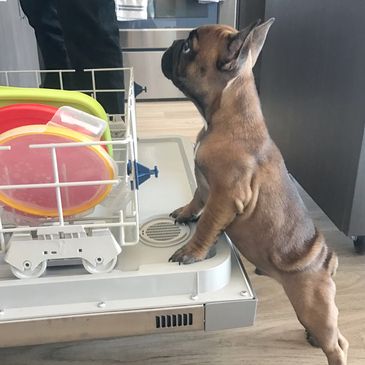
left=0, top=86, right=113, bottom=156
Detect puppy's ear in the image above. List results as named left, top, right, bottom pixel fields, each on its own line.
left=247, top=18, right=275, bottom=67
left=218, top=19, right=260, bottom=72
left=219, top=18, right=275, bottom=72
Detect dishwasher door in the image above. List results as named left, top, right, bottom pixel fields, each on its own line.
left=0, top=137, right=256, bottom=348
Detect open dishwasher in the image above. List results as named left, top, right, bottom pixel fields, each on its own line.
left=0, top=68, right=256, bottom=347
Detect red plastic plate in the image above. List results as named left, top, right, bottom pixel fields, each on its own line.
left=0, top=103, right=57, bottom=134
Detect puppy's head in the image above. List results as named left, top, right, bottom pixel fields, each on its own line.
left=161, top=19, right=274, bottom=111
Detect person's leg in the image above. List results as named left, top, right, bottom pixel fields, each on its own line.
left=55, top=0, right=125, bottom=114
left=19, top=0, right=72, bottom=88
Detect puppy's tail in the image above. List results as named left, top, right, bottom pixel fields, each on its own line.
left=271, top=229, right=337, bottom=275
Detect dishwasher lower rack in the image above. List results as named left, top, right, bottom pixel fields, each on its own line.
left=0, top=139, right=139, bottom=278
left=0, top=137, right=257, bottom=347
left=0, top=68, right=141, bottom=278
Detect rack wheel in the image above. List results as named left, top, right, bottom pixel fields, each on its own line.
left=82, top=257, right=118, bottom=274
left=10, top=260, right=47, bottom=279
left=353, top=236, right=365, bottom=255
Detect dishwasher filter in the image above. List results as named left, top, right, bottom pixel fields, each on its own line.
left=0, top=68, right=256, bottom=347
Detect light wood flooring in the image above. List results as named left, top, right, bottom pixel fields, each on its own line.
left=1, top=101, right=364, bottom=365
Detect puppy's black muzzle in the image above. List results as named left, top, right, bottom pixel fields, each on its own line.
left=161, top=40, right=184, bottom=81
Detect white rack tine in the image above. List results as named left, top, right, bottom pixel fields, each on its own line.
left=84, top=67, right=131, bottom=71
left=35, top=71, right=40, bottom=87
left=73, top=89, right=126, bottom=93
left=58, top=71, right=64, bottom=90
left=119, top=210, right=125, bottom=246
left=1, top=69, right=75, bottom=74
left=82, top=221, right=136, bottom=229
left=0, top=180, right=119, bottom=191
left=0, top=216, right=5, bottom=252
left=4, top=72, right=9, bottom=86
left=29, top=138, right=131, bottom=149
left=51, top=148, right=64, bottom=226
left=195, top=272, right=200, bottom=298
left=0, top=220, right=137, bottom=234
left=90, top=69, right=96, bottom=98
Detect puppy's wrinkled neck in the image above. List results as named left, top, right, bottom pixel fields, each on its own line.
left=206, top=72, right=269, bottom=141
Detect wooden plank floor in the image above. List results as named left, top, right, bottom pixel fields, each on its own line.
left=1, top=101, right=364, bottom=364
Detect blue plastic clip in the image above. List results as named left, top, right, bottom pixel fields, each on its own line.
left=127, top=160, right=159, bottom=190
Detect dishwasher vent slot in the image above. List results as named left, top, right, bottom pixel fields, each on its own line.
left=155, top=313, right=193, bottom=329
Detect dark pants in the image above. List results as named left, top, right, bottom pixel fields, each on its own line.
left=20, top=0, right=124, bottom=114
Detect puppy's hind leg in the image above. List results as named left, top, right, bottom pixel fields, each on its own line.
left=282, top=271, right=348, bottom=365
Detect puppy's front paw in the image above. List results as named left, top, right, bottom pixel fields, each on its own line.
left=170, top=206, right=184, bottom=219
left=169, top=244, right=207, bottom=265
left=170, top=206, right=199, bottom=224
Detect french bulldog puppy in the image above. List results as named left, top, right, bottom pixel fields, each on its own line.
left=161, top=19, right=348, bottom=365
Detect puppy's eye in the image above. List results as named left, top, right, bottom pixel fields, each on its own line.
left=182, top=41, right=191, bottom=54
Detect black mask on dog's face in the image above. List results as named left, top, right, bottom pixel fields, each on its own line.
left=161, top=39, right=185, bottom=82
left=161, top=35, right=200, bottom=102
left=162, top=28, right=226, bottom=115
left=161, top=20, right=275, bottom=115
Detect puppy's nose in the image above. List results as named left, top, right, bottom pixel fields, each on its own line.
left=161, top=39, right=185, bottom=80
left=161, top=47, right=173, bottom=79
